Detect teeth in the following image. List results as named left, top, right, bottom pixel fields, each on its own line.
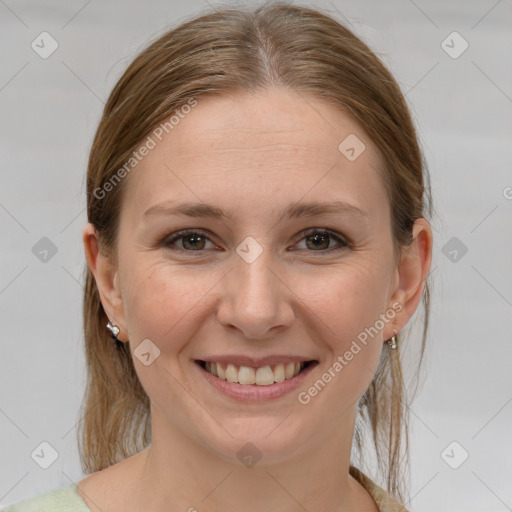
left=238, top=366, right=256, bottom=385
left=226, top=363, right=238, bottom=383
left=204, top=361, right=306, bottom=385
left=255, top=366, right=274, bottom=386
left=205, top=361, right=218, bottom=377
left=285, top=362, right=295, bottom=379
left=274, top=363, right=285, bottom=382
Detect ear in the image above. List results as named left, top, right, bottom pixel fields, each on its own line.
left=82, top=222, right=128, bottom=342
left=385, top=217, right=433, bottom=338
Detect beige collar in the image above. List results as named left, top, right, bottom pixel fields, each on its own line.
left=349, top=465, right=410, bottom=512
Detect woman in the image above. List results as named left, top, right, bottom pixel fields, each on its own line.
left=2, top=3, right=432, bottom=511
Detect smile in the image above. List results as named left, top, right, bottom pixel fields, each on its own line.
left=199, top=360, right=315, bottom=386
left=194, top=359, right=318, bottom=402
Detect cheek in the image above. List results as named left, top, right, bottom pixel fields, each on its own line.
left=121, top=257, right=228, bottom=367
left=120, top=261, right=216, bottom=401
left=314, top=262, right=390, bottom=343
left=121, top=260, right=205, bottom=344
left=299, top=265, right=389, bottom=407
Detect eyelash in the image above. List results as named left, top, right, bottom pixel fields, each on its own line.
left=162, top=228, right=350, bottom=254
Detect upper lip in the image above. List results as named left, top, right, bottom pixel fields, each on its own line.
left=195, top=355, right=318, bottom=367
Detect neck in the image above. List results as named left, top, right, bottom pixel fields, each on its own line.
left=129, top=403, right=363, bottom=512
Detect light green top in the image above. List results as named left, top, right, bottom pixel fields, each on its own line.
left=1, top=484, right=88, bottom=512
left=0, top=467, right=408, bottom=511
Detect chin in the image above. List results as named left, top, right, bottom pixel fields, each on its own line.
left=198, top=416, right=314, bottom=468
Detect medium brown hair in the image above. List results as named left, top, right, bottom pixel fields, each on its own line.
left=78, top=2, right=432, bottom=504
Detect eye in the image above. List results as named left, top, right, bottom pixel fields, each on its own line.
left=163, top=229, right=216, bottom=251
left=162, top=228, right=349, bottom=253
left=293, top=228, right=349, bottom=252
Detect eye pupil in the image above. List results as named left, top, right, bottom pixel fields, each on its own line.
left=183, top=234, right=205, bottom=250
left=307, top=233, right=329, bottom=250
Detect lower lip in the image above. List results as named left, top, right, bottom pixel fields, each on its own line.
left=195, top=361, right=318, bottom=402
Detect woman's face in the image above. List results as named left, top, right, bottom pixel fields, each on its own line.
left=91, top=87, right=421, bottom=465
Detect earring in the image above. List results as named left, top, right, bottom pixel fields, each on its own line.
left=106, top=320, right=121, bottom=343
left=386, top=328, right=398, bottom=349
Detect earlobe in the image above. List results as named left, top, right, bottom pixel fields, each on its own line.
left=82, top=222, right=127, bottom=341
left=386, top=218, right=433, bottom=338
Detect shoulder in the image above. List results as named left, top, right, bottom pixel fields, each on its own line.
left=349, top=466, right=409, bottom=512
left=0, top=484, right=89, bottom=512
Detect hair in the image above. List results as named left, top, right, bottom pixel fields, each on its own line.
left=78, top=1, right=432, bottom=505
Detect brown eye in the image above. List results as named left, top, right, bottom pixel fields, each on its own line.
left=162, top=228, right=349, bottom=254
left=180, top=233, right=207, bottom=250
left=164, top=230, right=214, bottom=251
left=295, top=229, right=348, bottom=252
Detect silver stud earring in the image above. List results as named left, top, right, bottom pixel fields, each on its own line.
left=386, top=328, right=398, bottom=349
left=106, top=320, right=121, bottom=342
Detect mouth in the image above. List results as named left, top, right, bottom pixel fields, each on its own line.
left=195, top=359, right=318, bottom=386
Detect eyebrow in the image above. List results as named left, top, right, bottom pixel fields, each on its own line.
left=143, top=200, right=369, bottom=224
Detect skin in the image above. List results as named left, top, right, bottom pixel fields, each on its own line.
left=81, top=86, right=432, bottom=512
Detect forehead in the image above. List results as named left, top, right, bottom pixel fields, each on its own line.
left=121, top=87, right=388, bottom=225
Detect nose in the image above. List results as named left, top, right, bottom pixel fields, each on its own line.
left=216, top=246, right=295, bottom=340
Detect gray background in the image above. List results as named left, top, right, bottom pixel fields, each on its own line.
left=1, top=1, right=511, bottom=510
